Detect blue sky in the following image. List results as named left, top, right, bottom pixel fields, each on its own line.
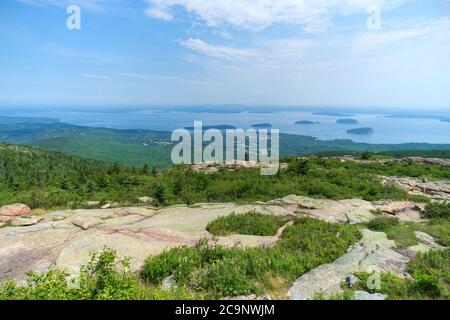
left=0, top=0, right=449, bottom=109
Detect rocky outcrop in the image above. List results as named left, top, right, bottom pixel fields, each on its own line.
left=382, top=176, right=450, bottom=201
left=288, top=229, right=410, bottom=300
left=0, top=204, right=31, bottom=222
left=0, top=192, right=442, bottom=287
left=394, top=157, right=450, bottom=168
left=137, top=196, right=154, bottom=205
left=0, top=203, right=294, bottom=283
left=270, top=195, right=376, bottom=224
left=10, top=216, right=42, bottom=227
left=373, top=201, right=426, bottom=222
left=0, top=196, right=377, bottom=284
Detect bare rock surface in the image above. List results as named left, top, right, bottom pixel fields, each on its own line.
left=0, top=201, right=296, bottom=283
left=270, top=195, right=376, bottom=224
left=288, top=229, right=410, bottom=300
left=382, top=176, right=450, bottom=201
left=373, top=201, right=426, bottom=222
left=395, top=157, right=450, bottom=168
left=10, top=216, right=42, bottom=227
left=0, top=192, right=438, bottom=285
left=407, top=231, right=446, bottom=254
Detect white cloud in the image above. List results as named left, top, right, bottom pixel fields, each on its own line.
left=179, top=39, right=258, bottom=61
left=145, top=0, right=404, bottom=31
left=351, top=17, right=450, bottom=54
left=145, top=8, right=174, bottom=21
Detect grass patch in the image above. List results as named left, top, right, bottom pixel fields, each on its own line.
left=206, top=211, right=288, bottom=236
left=141, top=217, right=361, bottom=298
left=367, top=220, right=450, bottom=249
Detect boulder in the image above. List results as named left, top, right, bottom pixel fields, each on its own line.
left=0, top=204, right=31, bottom=222
left=10, top=216, right=42, bottom=227
left=71, top=217, right=103, bottom=230
left=354, top=291, right=387, bottom=300
left=101, top=203, right=112, bottom=209
left=137, top=196, right=154, bottom=205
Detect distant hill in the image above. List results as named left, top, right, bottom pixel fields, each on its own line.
left=1, top=117, right=450, bottom=167
left=251, top=123, right=272, bottom=128
left=337, top=118, right=358, bottom=124
left=347, top=127, right=374, bottom=135
left=295, top=120, right=319, bottom=125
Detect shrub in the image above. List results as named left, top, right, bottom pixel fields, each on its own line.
left=0, top=248, right=200, bottom=300
left=367, top=216, right=400, bottom=231
left=142, top=218, right=361, bottom=298
left=425, top=203, right=450, bottom=220
left=206, top=211, right=288, bottom=236
left=408, top=249, right=449, bottom=299
left=354, top=249, right=450, bottom=300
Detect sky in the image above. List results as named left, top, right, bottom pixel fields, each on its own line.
left=0, top=0, right=449, bottom=109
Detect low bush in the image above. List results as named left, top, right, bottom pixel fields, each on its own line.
left=142, top=218, right=361, bottom=298
left=354, top=249, right=449, bottom=300
left=367, top=216, right=400, bottom=232
left=425, top=203, right=450, bottom=220
left=206, top=211, right=288, bottom=236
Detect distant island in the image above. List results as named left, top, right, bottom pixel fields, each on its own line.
left=337, top=118, right=358, bottom=125
left=251, top=123, right=272, bottom=128
left=295, top=120, right=319, bottom=125
left=184, top=124, right=236, bottom=131
left=347, top=127, right=374, bottom=135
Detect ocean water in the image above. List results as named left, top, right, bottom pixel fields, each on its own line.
left=2, top=108, right=450, bottom=144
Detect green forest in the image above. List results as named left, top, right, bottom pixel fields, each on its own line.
left=1, top=142, right=449, bottom=209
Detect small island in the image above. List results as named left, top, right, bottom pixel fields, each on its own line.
left=295, top=120, right=319, bottom=125
left=346, top=127, right=374, bottom=135
left=337, top=118, right=358, bottom=125
left=251, top=123, right=272, bottom=129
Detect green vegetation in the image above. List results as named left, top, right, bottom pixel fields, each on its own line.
left=2, top=116, right=450, bottom=168
left=366, top=204, right=450, bottom=248
left=426, top=202, right=450, bottom=220
left=354, top=249, right=449, bottom=300
left=32, top=137, right=173, bottom=168
left=142, top=218, right=361, bottom=298
left=0, top=249, right=200, bottom=300
left=206, top=211, right=288, bottom=236
left=367, top=216, right=400, bottom=232
left=312, top=149, right=450, bottom=159
left=2, top=143, right=449, bottom=209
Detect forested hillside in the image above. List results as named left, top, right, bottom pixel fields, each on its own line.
left=1, top=142, right=449, bottom=209
left=1, top=116, right=450, bottom=168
